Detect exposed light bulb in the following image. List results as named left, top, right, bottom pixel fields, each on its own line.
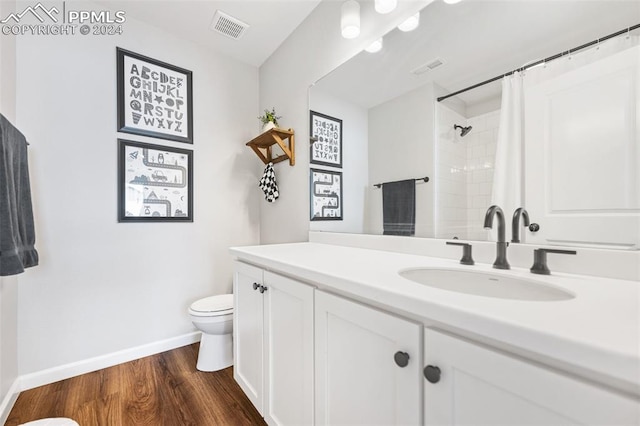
left=443, top=0, right=462, bottom=4
left=375, top=0, right=397, bottom=14
left=341, top=0, right=360, bottom=39
left=398, top=13, right=420, bottom=32
left=365, top=38, right=383, bottom=53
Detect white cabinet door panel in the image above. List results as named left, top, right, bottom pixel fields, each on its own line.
left=264, top=271, right=314, bottom=426
left=424, top=328, right=640, bottom=426
left=233, top=261, right=265, bottom=414
left=315, top=290, right=422, bottom=426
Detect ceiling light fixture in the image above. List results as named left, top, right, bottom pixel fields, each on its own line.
left=375, top=0, right=397, bottom=14
left=365, top=38, right=383, bottom=53
left=398, top=13, right=420, bottom=32
left=443, top=0, right=462, bottom=4
left=341, top=0, right=360, bottom=39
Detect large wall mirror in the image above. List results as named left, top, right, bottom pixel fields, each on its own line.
left=309, top=0, right=639, bottom=250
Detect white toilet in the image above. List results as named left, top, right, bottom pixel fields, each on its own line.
left=188, top=294, right=234, bottom=372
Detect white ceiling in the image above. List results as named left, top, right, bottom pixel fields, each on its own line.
left=99, top=0, right=321, bottom=67
left=313, top=0, right=640, bottom=109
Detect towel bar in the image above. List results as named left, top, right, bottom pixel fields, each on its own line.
left=373, top=176, right=429, bottom=188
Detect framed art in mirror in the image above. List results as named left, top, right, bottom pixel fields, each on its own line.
left=117, top=47, right=193, bottom=144
left=310, top=168, right=343, bottom=221
left=310, top=110, right=342, bottom=168
left=118, top=139, right=193, bottom=222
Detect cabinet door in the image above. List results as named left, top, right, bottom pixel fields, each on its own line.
left=424, top=328, right=640, bottom=426
left=233, top=261, right=265, bottom=414
left=263, top=272, right=314, bottom=426
left=315, top=290, right=422, bottom=426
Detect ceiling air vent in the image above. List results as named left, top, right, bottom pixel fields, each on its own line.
left=411, top=58, right=446, bottom=75
left=210, top=10, right=249, bottom=40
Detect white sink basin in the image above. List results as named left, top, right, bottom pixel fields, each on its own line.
left=399, top=268, right=575, bottom=301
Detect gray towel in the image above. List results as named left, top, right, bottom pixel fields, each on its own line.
left=0, top=114, right=39, bottom=276
left=382, top=179, right=416, bottom=236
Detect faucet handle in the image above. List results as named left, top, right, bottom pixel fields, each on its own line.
left=446, top=242, right=475, bottom=265
left=530, top=249, right=577, bottom=275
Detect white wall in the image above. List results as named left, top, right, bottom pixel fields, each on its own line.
left=309, top=90, right=368, bottom=234
left=259, top=0, right=431, bottom=244
left=15, top=1, right=260, bottom=375
left=0, top=0, right=16, bottom=123
left=365, top=84, right=436, bottom=237
left=0, top=276, right=18, bottom=421
left=0, top=0, right=20, bottom=419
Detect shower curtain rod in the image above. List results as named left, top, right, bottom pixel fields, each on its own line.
left=437, top=23, right=640, bottom=103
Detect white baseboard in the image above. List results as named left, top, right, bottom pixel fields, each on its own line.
left=19, top=331, right=201, bottom=392
left=0, top=378, right=21, bottom=425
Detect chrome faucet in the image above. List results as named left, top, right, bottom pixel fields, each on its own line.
left=483, top=205, right=510, bottom=269
left=511, top=207, right=530, bottom=243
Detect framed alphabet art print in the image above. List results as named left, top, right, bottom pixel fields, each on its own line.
left=117, top=48, right=193, bottom=144
left=310, top=110, right=342, bottom=168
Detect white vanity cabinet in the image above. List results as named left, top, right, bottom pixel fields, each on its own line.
left=314, top=290, right=422, bottom=425
left=233, top=261, right=314, bottom=426
left=423, top=328, right=639, bottom=426
left=232, top=252, right=639, bottom=426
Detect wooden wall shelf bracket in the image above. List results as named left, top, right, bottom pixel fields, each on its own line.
left=246, top=128, right=295, bottom=166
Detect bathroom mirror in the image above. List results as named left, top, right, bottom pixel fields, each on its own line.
left=309, top=0, right=640, bottom=250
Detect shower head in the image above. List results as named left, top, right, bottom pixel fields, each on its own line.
left=454, top=124, right=473, bottom=137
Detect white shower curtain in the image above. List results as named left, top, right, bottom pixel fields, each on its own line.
left=489, top=35, right=638, bottom=240
left=490, top=72, right=524, bottom=228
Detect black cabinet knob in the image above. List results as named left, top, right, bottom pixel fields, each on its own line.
left=259, top=285, right=268, bottom=294
left=394, top=351, right=410, bottom=368
left=529, top=223, right=540, bottom=232
left=423, top=365, right=441, bottom=383
left=252, top=282, right=260, bottom=291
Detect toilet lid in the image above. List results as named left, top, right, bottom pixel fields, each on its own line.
left=190, top=294, right=233, bottom=314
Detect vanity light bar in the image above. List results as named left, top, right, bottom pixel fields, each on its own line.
left=365, top=38, right=383, bottom=53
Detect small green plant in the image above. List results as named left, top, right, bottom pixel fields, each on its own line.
left=258, top=107, right=282, bottom=127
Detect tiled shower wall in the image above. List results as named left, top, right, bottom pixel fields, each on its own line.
left=465, top=110, right=500, bottom=240
left=435, top=105, right=500, bottom=240
left=435, top=105, right=468, bottom=239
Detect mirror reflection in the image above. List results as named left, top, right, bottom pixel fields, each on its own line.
left=309, top=0, right=640, bottom=250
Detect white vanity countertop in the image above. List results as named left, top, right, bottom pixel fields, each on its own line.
left=230, top=242, right=640, bottom=392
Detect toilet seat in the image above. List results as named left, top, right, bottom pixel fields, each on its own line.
left=189, top=294, right=233, bottom=317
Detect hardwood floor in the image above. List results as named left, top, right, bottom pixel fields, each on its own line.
left=6, top=344, right=266, bottom=426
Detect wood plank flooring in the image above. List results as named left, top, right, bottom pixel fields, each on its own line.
left=6, top=343, right=266, bottom=426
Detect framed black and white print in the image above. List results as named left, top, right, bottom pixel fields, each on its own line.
left=117, top=48, right=193, bottom=144
left=118, top=139, right=193, bottom=222
left=310, top=168, right=343, bottom=221
left=310, top=110, right=342, bottom=168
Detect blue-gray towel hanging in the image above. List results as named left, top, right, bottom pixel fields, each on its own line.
left=0, top=114, right=39, bottom=276
left=382, top=179, right=416, bottom=236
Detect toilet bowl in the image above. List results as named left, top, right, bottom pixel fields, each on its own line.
left=188, top=294, right=233, bottom=372
left=20, top=419, right=79, bottom=426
